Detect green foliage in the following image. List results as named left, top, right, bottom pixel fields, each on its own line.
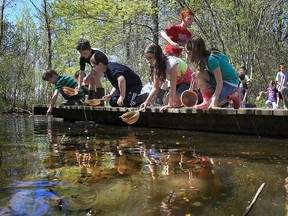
left=0, top=0, right=287, bottom=110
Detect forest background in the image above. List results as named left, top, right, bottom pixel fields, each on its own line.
left=0, top=0, right=287, bottom=111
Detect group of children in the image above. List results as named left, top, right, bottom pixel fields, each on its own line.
left=243, top=63, right=288, bottom=109
left=43, top=8, right=247, bottom=115
left=258, top=63, right=288, bottom=109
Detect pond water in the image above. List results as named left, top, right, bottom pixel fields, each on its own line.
left=0, top=114, right=287, bottom=216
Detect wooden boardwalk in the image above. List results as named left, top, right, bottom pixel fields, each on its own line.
left=33, top=104, right=288, bottom=138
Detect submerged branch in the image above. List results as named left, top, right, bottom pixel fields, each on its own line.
left=242, top=183, right=266, bottom=216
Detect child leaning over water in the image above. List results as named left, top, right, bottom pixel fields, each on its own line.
left=257, top=80, right=279, bottom=109
left=90, top=50, right=147, bottom=107
left=185, top=36, right=240, bottom=109
left=140, top=43, right=202, bottom=111
left=42, top=69, right=85, bottom=115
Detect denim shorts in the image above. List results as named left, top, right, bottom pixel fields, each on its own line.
left=167, top=82, right=190, bottom=96
left=218, top=82, right=237, bottom=102
left=265, top=100, right=277, bottom=108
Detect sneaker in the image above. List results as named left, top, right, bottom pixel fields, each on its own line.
left=227, top=89, right=240, bottom=109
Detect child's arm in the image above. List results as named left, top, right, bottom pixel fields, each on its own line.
left=83, top=72, right=94, bottom=85
left=77, top=70, right=85, bottom=89
left=185, top=51, right=191, bottom=64
left=276, top=92, right=280, bottom=108
left=104, top=87, right=116, bottom=99
left=209, top=67, right=223, bottom=109
left=47, top=90, right=59, bottom=115
left=160, top=65, right=177, bottom=111
left=140, top=77, right=159, bottom=109
left=160, top=30, right=181, bottom=49
left=117, top=75, right=126, bottom=106
left=243, top=89, right=248, bottom=102
left=260, top=91, right=268, bottom=97
left=168, top=65, right=177, bottom=107
left=275, top=80, right=282, bottom=90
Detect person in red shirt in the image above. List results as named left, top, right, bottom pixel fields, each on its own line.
left=160, top=8, right=194, bottom=63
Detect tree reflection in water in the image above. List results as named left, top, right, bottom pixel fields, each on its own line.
left=0, top=116, right=287, bottom=216
left=44, top=121, right=225, bottom=215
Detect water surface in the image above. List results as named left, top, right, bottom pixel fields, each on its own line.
left=0, top=114, right=287, bottom=215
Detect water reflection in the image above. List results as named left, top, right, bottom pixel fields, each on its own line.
left=0, top=115, right=287, bottom=216
left=37, top=118, right=226, bottom=215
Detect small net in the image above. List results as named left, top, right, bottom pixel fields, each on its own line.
left=180, top=89, right=198, bottom=107
left=120, top=111, right=140, bottom=125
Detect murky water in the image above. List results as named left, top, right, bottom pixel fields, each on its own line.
left=0, top=114, right=287, bottom=216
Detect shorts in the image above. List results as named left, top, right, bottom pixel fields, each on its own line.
left=265, top=100, right=277, bottom=108
left=218, top=82, right=238, bottom=102
left=167, top=83, right=190, bottom=96
left=109, top=85, right=142, bottom=107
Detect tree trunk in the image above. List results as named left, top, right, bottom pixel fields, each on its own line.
left=0, top=0, right=6, bottom=49
left=43, top=0, right=52, bottom=68
left=151, top=0, right=159, bottom=44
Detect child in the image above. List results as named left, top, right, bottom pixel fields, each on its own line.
left=75, top=39, right=107, bottom=101
left=90, top=50, right=147, bottom=107
left=42, top=69, right=85, bottom=115
left=160, top=8, right=194, bottom=63
left=258, top=80, right=279, bottom=109
left=140, top=43, right=201, bottom=111
left=275, top=63, right=288, bottom=109
left=239, top=66, right=251, bottom=84
left=238, top=73, right=248, bottom=108
left=186, top=36, right=240, bottom=109
left=238, top=66, right=250, bottom=104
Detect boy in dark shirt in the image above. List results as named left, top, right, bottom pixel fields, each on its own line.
left=89, top=50, right=147, bottom=107
left=42, top=69, right=84, bottom=115
left=76, top=39, right=106, bottom=102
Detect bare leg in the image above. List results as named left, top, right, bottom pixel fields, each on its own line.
left=194, top=70, right=210, bottom=90
left=93, top=70, right=103, bottom=88
left=163, top=95, right=182, bottom=108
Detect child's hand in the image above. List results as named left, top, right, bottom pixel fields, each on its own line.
left=160, top=104, right=171, bottom=112
left=117, top=96, right=124, bottom=106
left=103, top=94, right=112, bottom=99
left=170, top=42, right=182, bottom=49
left=140, top=101, right=148, bottom=109
left=46, top=107, right=52, bottom=115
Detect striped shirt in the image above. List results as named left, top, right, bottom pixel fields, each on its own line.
left=55, top=76, right=84, bottom=95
